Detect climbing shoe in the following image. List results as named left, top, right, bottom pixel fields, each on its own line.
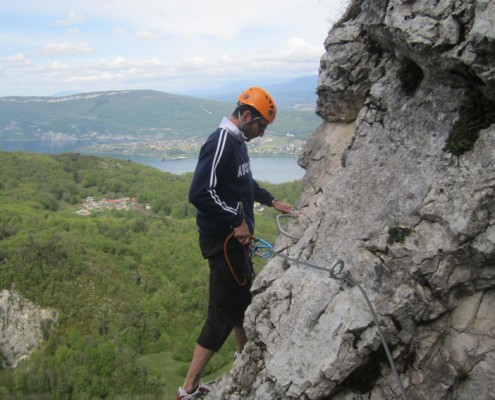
left=176, top=382, right=211, bottom=399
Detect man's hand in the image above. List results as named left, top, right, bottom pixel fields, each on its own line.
left=272, top=200, right=292, bottom=214
left=233, top=220, right=252, bottom=245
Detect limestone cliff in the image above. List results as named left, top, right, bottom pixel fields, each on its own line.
left=212, top=0, right=495, bottom=399
left=0, top=290, right=58, bottom=368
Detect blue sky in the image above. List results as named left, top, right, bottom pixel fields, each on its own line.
left=0, top=0, right=348, bottom=97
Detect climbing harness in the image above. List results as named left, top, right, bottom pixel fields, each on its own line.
left=250, top=213, right=410, bottom=400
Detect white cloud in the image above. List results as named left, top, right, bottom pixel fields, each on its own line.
left=67, top=28, right=82, bottom=36
left=66, top=72, right=125, bottom=82
left=6, top=53, right=32, bottom=66
left=15, top=39, right=320, bottom=92
left=96, top=57, right=129, bottom=69
left=94, top=57, right=169, bottom=71
left=56, top=11, right=85, bottom=26
left=256, top=37, right=324, bottom=62
left=135, top=30, right=160, bottom=40
left=113, top=26, right=127, bottom=35
left=49, top=61, right=69, bottom=70
left=39, top=42, right=94, bottom=56
left=0, top=0, right=349, bottom=96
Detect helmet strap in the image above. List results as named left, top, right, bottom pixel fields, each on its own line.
left=237, top=110, right=248, bottom=140
left=238, top=109, right=259, bottom=129
left=238, top=110, right=244, bottom=130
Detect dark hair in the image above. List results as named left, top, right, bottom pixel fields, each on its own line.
left=233, top=104, right=261, bottom=119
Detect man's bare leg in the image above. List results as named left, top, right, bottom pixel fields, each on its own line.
left=182, top=344, right=215, bottom=393
left=234, top=326, right=248, bottom=353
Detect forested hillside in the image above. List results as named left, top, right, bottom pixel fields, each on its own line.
left=0, top=150, right=301, bottom=399
left=0, top=91, right=230, bottom=140
left=0, top=90, right=320, bottom=141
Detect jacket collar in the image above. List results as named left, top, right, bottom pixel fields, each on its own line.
left=219, top=117, right=247, bottom=142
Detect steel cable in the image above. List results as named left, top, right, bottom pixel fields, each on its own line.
left=256, top=214, right=410, bottom=400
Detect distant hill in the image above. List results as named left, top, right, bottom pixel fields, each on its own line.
left=0, top=86, right=320, bottom=142
left=181, top=75, right=318, bottom=108
left=0, top=90, right=231, bottom=140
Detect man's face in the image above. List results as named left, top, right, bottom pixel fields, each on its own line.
left=243, top=112, right=269, bottom=142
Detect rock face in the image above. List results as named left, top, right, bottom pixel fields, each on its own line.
left=211, top=0, right=495, bottom=399
left=0, top=290, right=58, bottom=368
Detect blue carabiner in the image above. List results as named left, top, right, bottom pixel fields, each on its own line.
left=251, top=237, right=273, bottom=259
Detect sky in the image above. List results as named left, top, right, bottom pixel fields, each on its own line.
left=0, top=0, right=349, bottom=97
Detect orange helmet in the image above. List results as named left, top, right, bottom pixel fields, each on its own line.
left=237, top=86, right=277, bottom=123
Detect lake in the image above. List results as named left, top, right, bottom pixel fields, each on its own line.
left=0, top=140, right=305, bottom=184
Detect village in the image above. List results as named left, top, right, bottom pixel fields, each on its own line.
left=76, top=196, right=265, bottom=216
left=79, top=133, right=305, bottom=160
left=75, top=196, right=152, bottom=216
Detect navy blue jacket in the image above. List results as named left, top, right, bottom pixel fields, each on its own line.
left=189, top=118, right=275, bottom=239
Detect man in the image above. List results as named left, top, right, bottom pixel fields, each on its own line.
left=177, top=87, right=292, bottom=399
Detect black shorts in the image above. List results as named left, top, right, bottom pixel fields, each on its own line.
left=197, top=234, right=253, bottom=352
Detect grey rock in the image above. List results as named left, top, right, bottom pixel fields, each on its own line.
left=210, top=0, right=495, bottom=399
left=0, top=290, right=58, bottom=368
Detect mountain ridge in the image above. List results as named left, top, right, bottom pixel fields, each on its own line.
left=180, top=75, right=318, bottom=106
left=1, top=76, right=317, bottom=107
left=0, top=83, right=320, bottom=144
